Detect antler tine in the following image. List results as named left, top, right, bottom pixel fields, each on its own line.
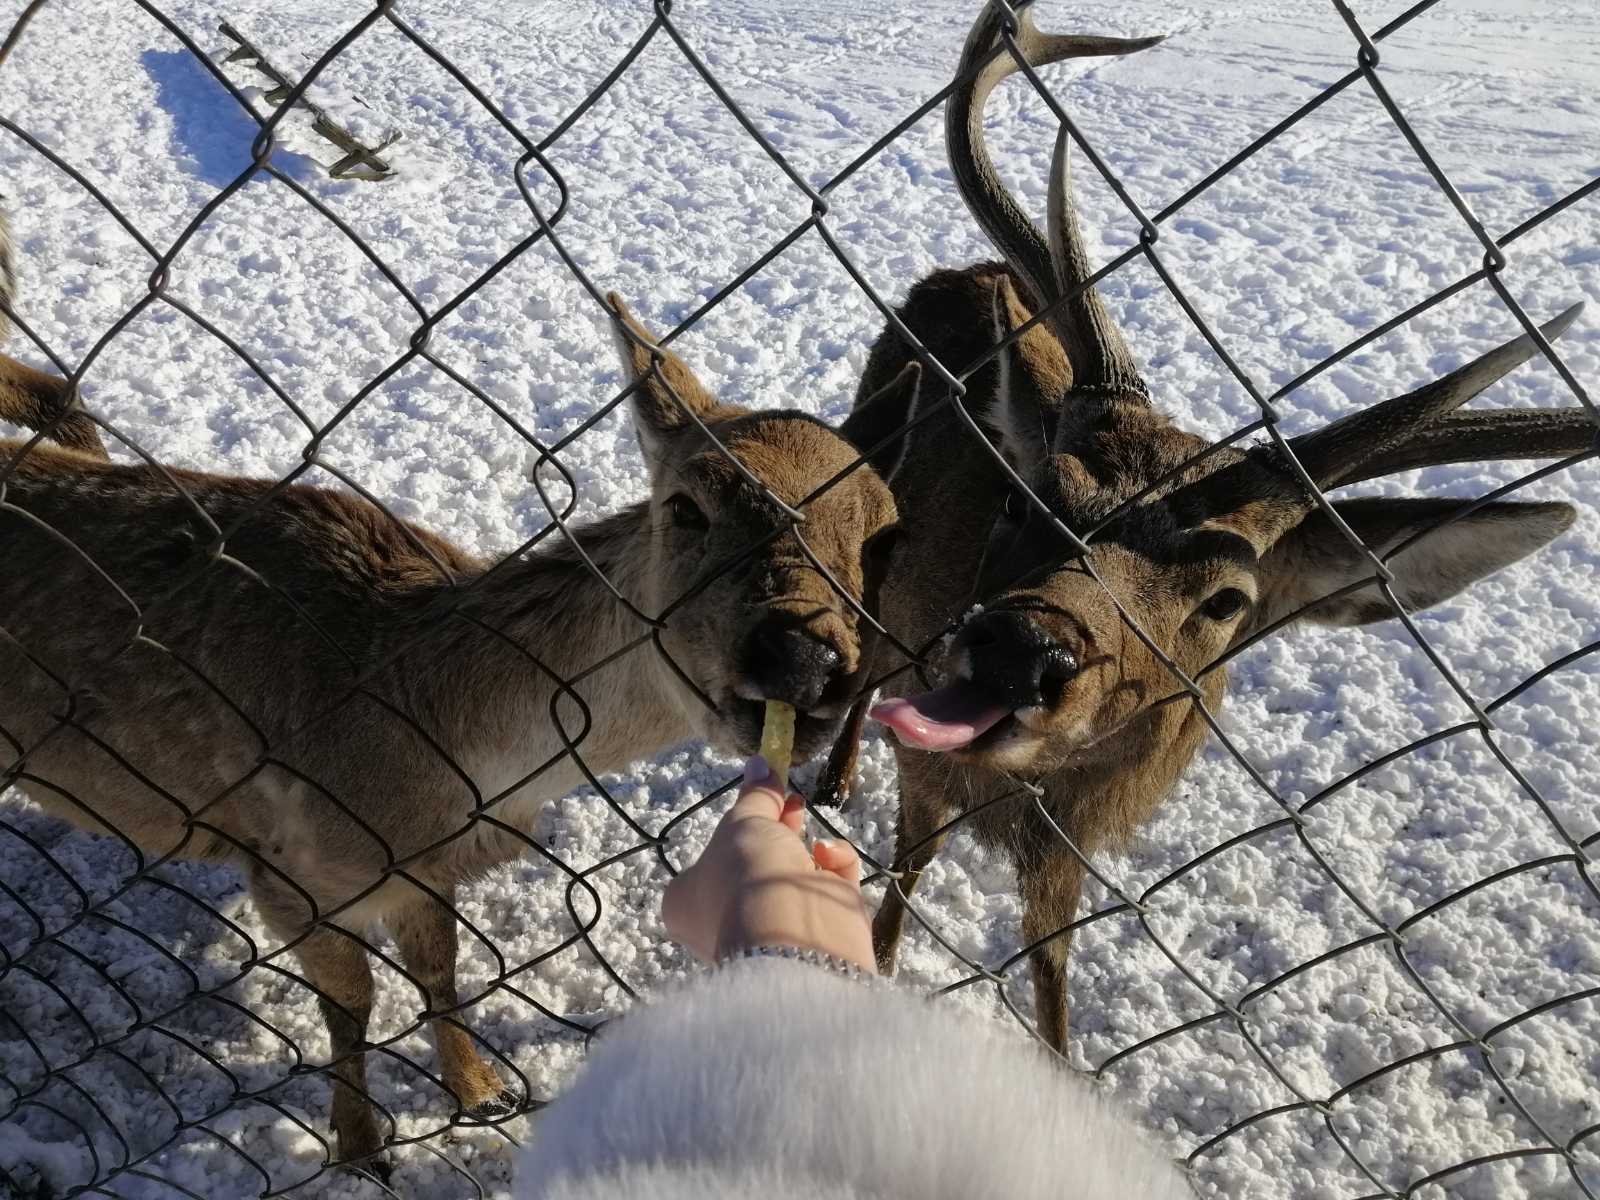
left=1289, top=301, right=1587, bottom=488
left=946, top=2, right=1161, bottom=369
left=1331, top=408, right=1599, bottom=486
left=1046, top=126, right=1147, bottom=397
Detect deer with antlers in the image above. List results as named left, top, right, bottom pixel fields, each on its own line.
left=0, top=223, right=919, bottom=1175
left=853, top=6, right=1593, bottom=1053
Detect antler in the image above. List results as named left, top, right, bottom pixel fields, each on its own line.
left=1331, top=409, right=1597, bottom=484
left=1289, top=302, right=1593, bottom=487
left=947, top=3, right=1159, bottom=397
left=1044, top=128, right=1146, bottom=397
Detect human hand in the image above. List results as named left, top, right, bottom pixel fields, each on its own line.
left=662, top=756, right=876, bottom=972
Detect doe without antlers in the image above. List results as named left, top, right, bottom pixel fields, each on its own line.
left=0, top=238, right=918, bottom=1176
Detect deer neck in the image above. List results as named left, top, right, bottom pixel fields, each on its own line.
left=1070, top=681, right=1223, bottom=843
left=425, top=501, right=689, bottom=805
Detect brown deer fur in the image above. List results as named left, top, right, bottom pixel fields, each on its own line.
left=0, top=262, right=917, bottom=1172
left=853, top=6, right=1593, bottom=1054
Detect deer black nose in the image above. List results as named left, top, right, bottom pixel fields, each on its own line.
left=954, top=610, right=1079, bottom=711
left=740, top=619, right=844, bottom=711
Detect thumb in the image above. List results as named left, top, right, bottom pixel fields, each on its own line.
left=811, top=837, right=861, bottom=885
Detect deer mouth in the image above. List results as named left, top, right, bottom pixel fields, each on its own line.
left=870, top=685, right=1013, bottom=752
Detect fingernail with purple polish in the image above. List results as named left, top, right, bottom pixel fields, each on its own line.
left=743, top=755, right=772, bottom=786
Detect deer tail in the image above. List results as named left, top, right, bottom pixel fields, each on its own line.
left=0, top=207, right=109, bottom=459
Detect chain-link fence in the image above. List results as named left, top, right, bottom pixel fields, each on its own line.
left=1, top=0, right=1596, bottom=1196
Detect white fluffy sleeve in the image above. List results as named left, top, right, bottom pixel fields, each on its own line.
left=516, top=959, right=1192, bottom=1200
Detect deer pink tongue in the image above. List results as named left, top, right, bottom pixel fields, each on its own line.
left=870, top=687, right=1011, bottom=752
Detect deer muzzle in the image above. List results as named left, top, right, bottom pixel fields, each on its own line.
left=736, top=616, right=846, bottom=712
left=870, top=610, right=1081, bottom=753
left=954, top=609, right=1080, bottom=711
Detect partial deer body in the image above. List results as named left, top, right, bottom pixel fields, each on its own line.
left=856, top=6, right=1592, bottom=1054
left=0, top=257, right=912, bottom=1174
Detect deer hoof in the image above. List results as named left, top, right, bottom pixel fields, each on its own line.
left=464, top=1087, right=523, bottom=1121
left=346, top=1151, right=394, bottom=1187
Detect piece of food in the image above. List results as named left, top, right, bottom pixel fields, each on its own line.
left=759, top=700, right=797, bottom=794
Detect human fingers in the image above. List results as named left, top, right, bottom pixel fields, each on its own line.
left=778, top=793, right=806, bottom=835
left=811, top=837, right=861, bottom=885
left=728, top=755, right=786, bottom=822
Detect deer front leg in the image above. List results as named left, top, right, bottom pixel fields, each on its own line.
left=253, top=871, right=390, bottom=1178
left=391, top=891, right=518, bottom=1120
left=812, top=691, right=872, bottom=809
left=870, top=768, right=949, bottom=975
left=309, top=937, right=386, bottom=1171
left=1016, top=841, right=1086, bottom=1055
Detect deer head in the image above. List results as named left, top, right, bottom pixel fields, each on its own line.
left=870, top=8, right=1592, bottom=775
left=608, top=293, right=918, bottom=761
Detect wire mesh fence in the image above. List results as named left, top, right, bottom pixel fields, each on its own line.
left=0, top=0, right=1596, bottom=1197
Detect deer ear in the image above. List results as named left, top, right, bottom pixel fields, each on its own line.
left=1257, top=496, right=1575, bottom=629
left=839, top=361, right=921, bottom=482
left=988, top=274, right=1069, bottom=473
left=606, top=292, right=739, bottom=469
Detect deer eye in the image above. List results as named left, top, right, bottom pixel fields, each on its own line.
left=1001, top=488, right=1028, bottom=524
left=1200, top=588, right=1249, bottom=621
left=666, top=494, right=708, bottom=532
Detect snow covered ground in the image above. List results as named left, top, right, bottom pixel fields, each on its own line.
left=1, top=0, right=1596, bottom=1196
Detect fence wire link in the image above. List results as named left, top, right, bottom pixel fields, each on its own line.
left=0, top=0, right=1596, bottom=1197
